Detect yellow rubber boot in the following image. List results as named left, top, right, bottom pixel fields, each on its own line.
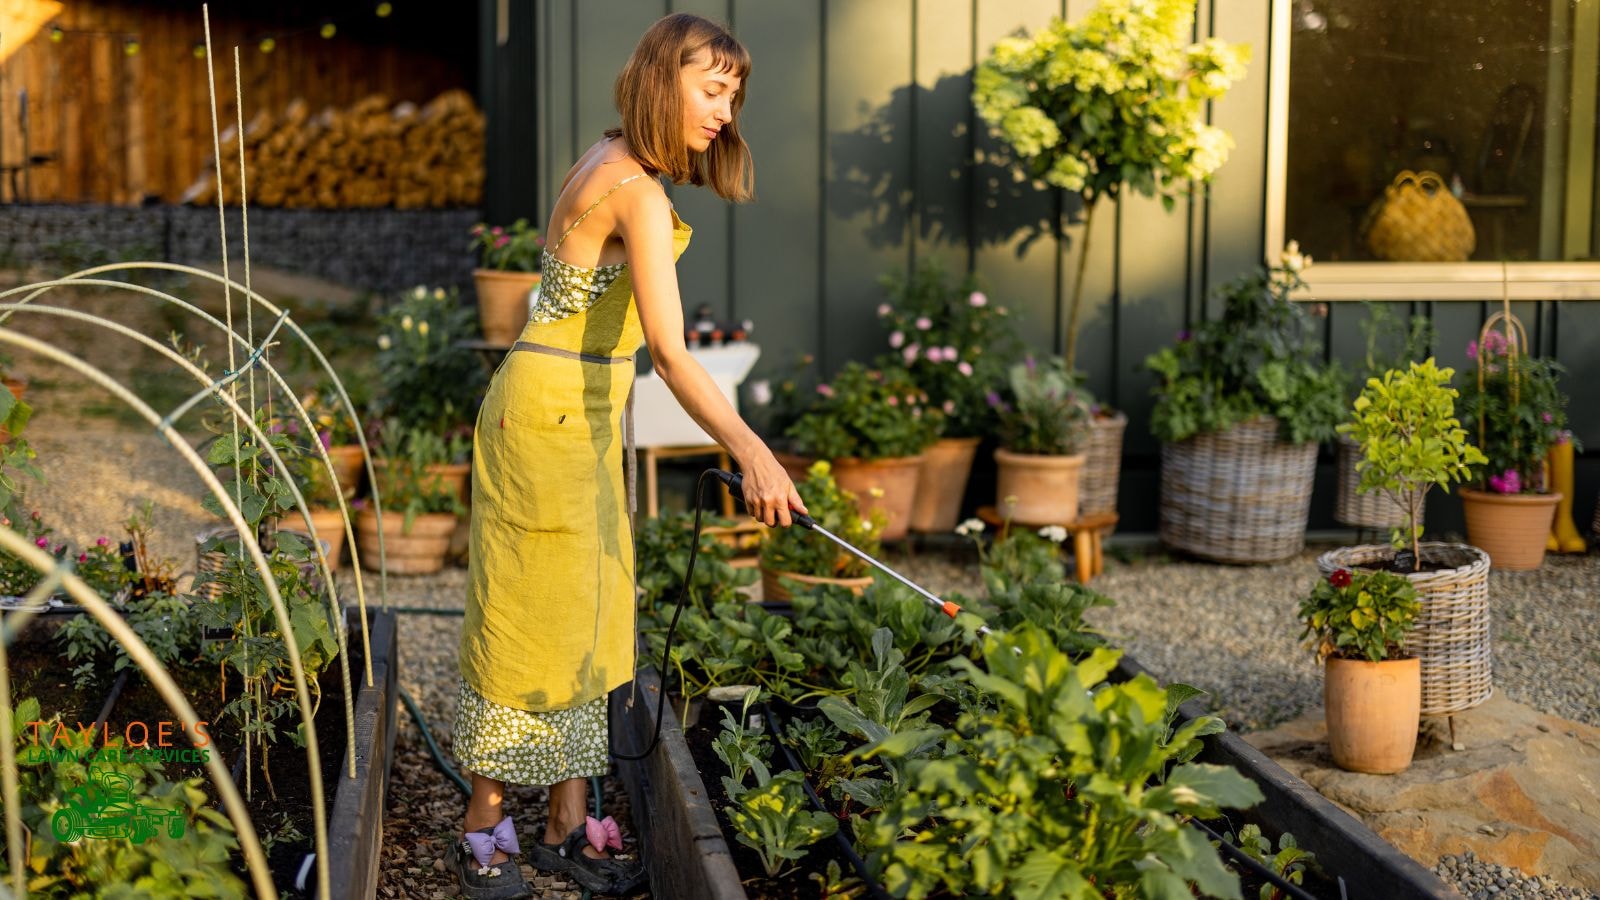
left=1546, top=439, right=1586, bottom=553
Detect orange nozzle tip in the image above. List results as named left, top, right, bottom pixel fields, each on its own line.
left=941, top=600, right=962, bottom=618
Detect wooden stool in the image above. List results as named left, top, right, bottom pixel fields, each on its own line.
left=976, top=506, right=1119, bottom=584
left=639, top=444, right=735, bottom=518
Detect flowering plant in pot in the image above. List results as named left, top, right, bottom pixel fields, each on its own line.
left=1145, top=255, right=1346, bottom=563
left=1298, top=567, right=1422, bottom=774
left=470, top=219, right=545, bottom=344
left=875, top=260, right=1022, bottom=532
left=300, top=378, right=369, bottom=503
left=373, top=284, right=485, bottom=448
left=357, top=423, right=468, bottom=575
left=758, top=460, right=885, bottom=602
left=784, top=362, right=940, bottom=540
left=1455, top=314, right=1577, bottom=570
left=986, top=356, right=1093, bottom=524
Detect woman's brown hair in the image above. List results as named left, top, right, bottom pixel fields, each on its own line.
left=609, top=13, right=753, bottom=202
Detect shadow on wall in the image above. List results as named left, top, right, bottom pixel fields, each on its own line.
left=825, top=73, right=1088, bottom=258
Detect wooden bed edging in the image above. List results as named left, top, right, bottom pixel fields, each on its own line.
left=325, top=608, right=400, bottom=900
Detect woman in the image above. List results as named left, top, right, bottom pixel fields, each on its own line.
left=452, top=13, right=806, bottom=899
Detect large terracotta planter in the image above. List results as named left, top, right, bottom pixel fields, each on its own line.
left=773, top=450, right=816, bottom=484
left=473, top=269, right=542, bottom=345
left=909, top=437, right=980, bottom=533
left=1459, top=487, right=1561, bottom=571
left=1080, top=412, right=1126, bottom=523
left=323, top=444, right=368, bottom=501
left=373, top=459, right=470, bottom=505
left=1324, top=656, right=1421, bottom=774
left=759, top=566, right=873, bottom=603
left=993, top=448, right=1086, bottom=525
left=830, top=455, right=924, bottom=541
left=294, top=506, right=349, bottom=571
left=355, top=509, right=457, bottom=574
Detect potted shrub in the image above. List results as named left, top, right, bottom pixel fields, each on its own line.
left=301, top=378, right=370, bottom=503
left=875, top=260, right=1021, bottom=533
left=784, top=362, right=939, bottom=541
left=1334, top=303, right=1435, bottom=531
left=356, top=424, right=467, bottom=575
left=1321, top=358, right=1492, bottom=716
left=758, top=460, right=885, bottom=602
left=1145, top=252, right=1347, bottom=563
left=1298, top=566, right=1423, bottom=774
left=986, top=356, right=1093, bottom=524
left=1456, top=312, right=1575, bottom=571
left=469, top=219, right=544, bottom=345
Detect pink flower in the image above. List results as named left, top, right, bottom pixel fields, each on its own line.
left=1488, top=469, right=1523, bottom=494
left=915, top=317, right=932, bottom=330
left=495, top=235, right=510, bottom=248
left=888, top=331, right=905, bottom=349
left=1541, top=412, right=1553, bottom=424
left=887, top=395, right=899, bottom=406
left=942, top=345, right=957, bottom=360
left=877, top=303, right=892, bottom=317
left=816, top=383, right=834, bottom=398
left=903, top=344, right=920, bottom=363
left=96, top=537, right=109, bottom=547
left=957, top=361, right=973, bottom=377
left=904, top=395, right=917, bottom=406
left=925, top=346, right=944, bottom=363
left=77, top=553, right=88, bottom=564
left=969, top=291, right=987, bottom=307
left=490, top=226, right=504, bottom=237
left=1466, top=340, right=1477, bottom=361
left=942, top=400, right=955, bottom=415
left=34, top=537, right=47, bottom=548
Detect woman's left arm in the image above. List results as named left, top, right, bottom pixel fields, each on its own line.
left=617, top=185, right=807, bottom=527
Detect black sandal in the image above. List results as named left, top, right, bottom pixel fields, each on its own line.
left=528, top=824, right=645, bottom=895
left=451, top=824, right=533, bottom=900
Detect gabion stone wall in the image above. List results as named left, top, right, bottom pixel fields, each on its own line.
left=2, top=204, right=481, bottom=296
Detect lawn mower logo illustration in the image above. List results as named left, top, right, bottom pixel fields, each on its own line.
left=50, top=769, right=185, bottom=844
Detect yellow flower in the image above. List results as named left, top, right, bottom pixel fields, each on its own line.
left=418, top=320, right=430, bottom=337
left=401, top=315, right=413, bottom=331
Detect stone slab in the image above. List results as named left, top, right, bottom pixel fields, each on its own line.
left=1245, top=692, right=1600, bottom=891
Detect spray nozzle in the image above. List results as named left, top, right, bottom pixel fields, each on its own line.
left=710, top=469, right=815, bottom=529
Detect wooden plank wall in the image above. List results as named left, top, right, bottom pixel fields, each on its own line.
left=524, top=0, right=1598, bottom=531
left=0, top=0, right=473, bottom=204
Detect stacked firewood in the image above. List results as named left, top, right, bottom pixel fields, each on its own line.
left=182, top=89, right=484, bottom=209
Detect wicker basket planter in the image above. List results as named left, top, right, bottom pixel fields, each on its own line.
left=1333, top=434, right=1420, bottom=530
left=1080, top=411, right=1127, bottom=523
left=759, top=567, right=872, bottom=603
left=1158, top=417, right=1317, bottom=563
left=1316, top=543, right=1492, bottom=716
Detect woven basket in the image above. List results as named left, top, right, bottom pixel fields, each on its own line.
left=194, top=524, right=328, bottom=601
left=1363, top=170, right=1475, bottom=262
left=1333, top=434, right=1423, bottom=530
left=1081, top=411, right=1127, bottom=522
left=1316, top=543, right=1492, bottom=716
left=1158, top=417, right=1317, bottom=564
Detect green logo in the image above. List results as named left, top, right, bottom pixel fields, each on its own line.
left=49, top=768, right=185, bottom=844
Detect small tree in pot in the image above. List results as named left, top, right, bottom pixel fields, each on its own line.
left=1298, top=567, right=1422, bottom=774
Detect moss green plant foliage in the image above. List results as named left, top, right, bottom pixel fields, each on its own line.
left=1340, top=358, right=1485, bottom=561
left=859, top=626, right=1261, bottom=899
left=875, top=260, right=1022, bottom=437
left=760, top=461, right=885, bottom=579
left=991, top=357, right=1093, bottom=455
left=1457, top=330, right=1576, bottom=494
left=727, top=770, right=840, bottom=878
left=370, top=423, right=468, bottom=532
left=972, top=0, right=1248, bottom=369
left=470, top=219, right=545, bottom=272
left=372, top=284, right=485, bottom=438
left=1298, top=568, right=1420, bottom=663
left=1146, top=264, right=1346, bottom=445
left=1215, top=825, right=1317, bottom=900
left=785, top=363, right=941, bottom=461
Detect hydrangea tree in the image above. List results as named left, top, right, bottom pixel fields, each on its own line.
left=973, top=0, right=1249, bottom=370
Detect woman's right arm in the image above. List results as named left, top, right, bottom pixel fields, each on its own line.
left=616, top=184, right=808, bottom=527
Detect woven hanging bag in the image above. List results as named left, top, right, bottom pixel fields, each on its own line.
left=1362, top=170, right=1476, bottom=262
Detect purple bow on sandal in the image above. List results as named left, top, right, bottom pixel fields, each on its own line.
left=465, top=815, right=521, bottom=867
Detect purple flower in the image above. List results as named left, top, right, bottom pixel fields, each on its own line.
left=1488, top=469, right=1522, bottom=494
left=1541, top=412, right=1553, bottom=424
left=986, top=391, right=1002, bottom=408
left=34, top=537, right=47, bottom=548
left=96, top=537, right=109, bottom=547
left=1176, top=329, right=1191, bottom=342
left=1024, top=356, right=1036, bottom=373
left=969, top=292, right=987, bottom=308
left=1466, top=340, right=1478, bottom=361
left=816, top=383, right=834, bottom=398
left=318, top=429, right=333, bottom=450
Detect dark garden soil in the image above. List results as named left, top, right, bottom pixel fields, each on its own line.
left=8, top=610, right=357, bottom=893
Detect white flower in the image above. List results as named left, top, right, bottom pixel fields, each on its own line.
left=877, top=303, right=893, bottom=317
left=377, top=334, right=392, bottom=350
left=401, top=315, right=413, bottom=331
left=860, top=519, right=873, bottom=531
left=1038, top=525, right=1068, bottom=543
left=1280, top=240, right=1312, bottom=273
left=955, top=517, right=986, bottom=537
left=749, top=379, right=773, bottom=406
left=412, top=285, right=426, bottom=299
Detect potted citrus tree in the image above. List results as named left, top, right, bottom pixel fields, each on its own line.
left=1146, top=253, right=1347, bottom=563
left=987, top=356, right=1093, bottom=524
left=470, top=219, right=544, bottom=345
left=784, top=362, right=939, bottom=541
left=1298, top=566, right=1423, bottom=774
left=758, top=460, right=885, bottom=602
left=875, top=260, right=1019, bottom=533
left=1319, top=358, right=1491, bottom=716
left=1334, top=303, right=1435, bottom=531
left=1456, top=312, right=1575, bottom=571
left=356, top=424, right=467, bottom=575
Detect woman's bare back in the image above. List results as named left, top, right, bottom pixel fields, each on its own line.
left=543, top=137, right=653, bottom=270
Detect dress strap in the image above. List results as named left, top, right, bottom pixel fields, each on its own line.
left=549, top=173, right=652, bottom=253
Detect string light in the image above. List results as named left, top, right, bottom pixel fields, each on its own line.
left=44, top=6, right=401, bottom=58
left=192, top=42, right=207, bottom=59
left=123, top=38, right=140, bottom=56
left=376, top=2, right=393, bottom=18
left=258, top=37, right=276, bottom=53
left=320, top=22, right=337, bottom=39
left=49, top=26, right=64, bottom=42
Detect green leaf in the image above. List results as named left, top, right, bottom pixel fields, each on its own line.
left=1009, top=849, right=1091, bottom=900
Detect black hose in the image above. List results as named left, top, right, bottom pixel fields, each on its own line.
left=399, top=685, right=470, bottom=797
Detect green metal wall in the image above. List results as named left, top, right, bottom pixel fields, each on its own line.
left=487, top=0, right=1598, bottom=534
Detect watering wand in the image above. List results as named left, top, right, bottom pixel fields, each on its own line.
left=710, top=469, right=994, bottom=639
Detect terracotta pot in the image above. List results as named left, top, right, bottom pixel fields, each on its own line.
left=0, top=377, right=26, bottom=444
left=760, top=566, right=873, bottom=603
left=321, top=444, right=367, bottom=500
left=773, top=450, right=816, bottom=484
left=1324, top=655, right=1421, bottom=774
left=295, top=506, right=349, bottom=571
left=909, top=437, right=980, bottom=534
left=1459, top=487, right=1562, bottom=571
left=373, top=459, right=470, bottom=506
left=993, top=448, right=1086, bottom=525
left=355, top=509, right=457, bottom=575
left=473, top=269, right=542, bottom=345
left=1080, top=412, right=1126, bottom=523
left=831, top=454, right=924, bottom=541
